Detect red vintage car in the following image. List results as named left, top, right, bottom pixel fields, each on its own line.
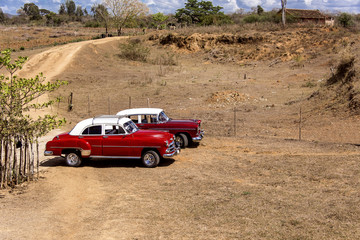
left=44, top=115, right=179, bottom=167
left=116, top=108, right=204, bottom=148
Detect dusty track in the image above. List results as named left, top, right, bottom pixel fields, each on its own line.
left=19, top=37, right=126, bottom=80
left=18, top=36, right=127, bottom=118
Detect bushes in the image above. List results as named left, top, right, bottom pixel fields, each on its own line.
left=338, top=13, right=353, bottom=28
left=118, top=38, right=178, bottom=66
left=118, top=39, right=150, bottom=62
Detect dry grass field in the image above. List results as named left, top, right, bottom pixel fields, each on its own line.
left=1, top=25, right=360, bottom=239
left=0, top=25, right=103, bottom=51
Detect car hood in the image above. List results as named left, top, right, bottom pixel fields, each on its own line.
left=52, top=132, right=70, bottom=140
left=134, top=129, right=173, bottom=140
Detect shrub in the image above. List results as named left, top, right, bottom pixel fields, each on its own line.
left=154, top=52, right=178, bottom=66
left=84, top=21, right=101, bottom=28
left=243, top=14, right=260, bottom=24
left=338, top=13, right=353, bottom=28
left=302, top=81, right=317, bottom=88
left=118, top=39, right=150, bottom=62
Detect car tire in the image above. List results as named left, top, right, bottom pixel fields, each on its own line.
left=176, top=133, right=189, bottom=148
left=65, top=152, right=82, bottom=167
left=142, top=150, right=160, bottom=168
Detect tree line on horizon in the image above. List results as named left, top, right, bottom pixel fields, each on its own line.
left=0, top=0, right=359, bottom=33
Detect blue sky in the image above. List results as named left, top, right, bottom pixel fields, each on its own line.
left=1, top=0, right=359, bottom=15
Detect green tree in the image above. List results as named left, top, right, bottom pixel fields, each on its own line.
left=0, top=49, right=67, bottom=188
left=59, top=4, right=66, bottom=14
left=152, top=12, right=168, bottom=29
left=338, top=13, right=353, bottom=27
left=46, top=12, right=64, bottom=26
left=91, top=4, right=111, bottom=34
left=65, top=0, right=76, bottom=15
left=103, top=0, right=149, bottom=36
left=39, top=9, right=51, bottom=16
left=257, top=5, right=264, bottom=15
left=22, top=3, right=42, bottom=20
left=0, top=8, right=6, bottom=23
left=75, top=6, right=84, bottom=21
left=175, top=0, right=230, bottom=26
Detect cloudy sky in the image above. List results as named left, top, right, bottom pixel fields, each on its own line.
left=1, top=0, right=359, bottom=15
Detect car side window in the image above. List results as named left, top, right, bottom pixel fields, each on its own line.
left=129, top=115, right=138, bottom=123
left=105, top=125, right=125, bottom=135
left=82, top=125, right=102, bottom=135
left=150, top=114, right=158, bottom=123
left=141, top=115, right=148, bottom=123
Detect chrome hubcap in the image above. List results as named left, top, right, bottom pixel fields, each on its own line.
left=143, top=153, right=155, bottom=166
left=67, top=153, right=79, bottom=165
left=175, top=136, right=183, bottom=147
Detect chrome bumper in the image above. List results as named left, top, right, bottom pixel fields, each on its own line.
left=163, top=148, right=180, bottom=158
left=163, top=141, right=180, bottom=158
left=192, top=130, right=204, bottom=142
left=44, top=151, right=53, bottom=156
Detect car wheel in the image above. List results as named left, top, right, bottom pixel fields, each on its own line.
left=176, top=133, right=189, bottom=148
left=65, top=152, right=82, bottom=167
left=142, top=150, right=160, bottom=168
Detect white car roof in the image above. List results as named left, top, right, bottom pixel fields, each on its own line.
left=69, top=115, right=132, bottom=135
left=116, top=108, right=163, bottom=116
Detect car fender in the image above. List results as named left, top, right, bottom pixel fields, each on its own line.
left=76, top=139, right=92, bottom=157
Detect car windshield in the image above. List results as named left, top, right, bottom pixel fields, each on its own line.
left=159, top=111, right=170, bottom=122
left=123, top=120, right=139, bottom=133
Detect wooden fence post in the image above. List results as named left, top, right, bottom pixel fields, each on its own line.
left=68, top=92, right=73, bottom=111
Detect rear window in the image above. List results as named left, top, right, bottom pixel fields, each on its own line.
left=82, top=125, right=102, bottom=135
left=105, top=125, right=126, bottom=135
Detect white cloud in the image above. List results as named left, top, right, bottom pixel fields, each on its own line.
left=21, top=0, right=34, bottom=3
left=213, top=0, right=240, bottom=12
left=264, top=0, right=277, bottom=8
left=304, top=0, right=313, bottom=7
left=237, top=0, right=262, bottom=8
left=0, top=5, right=11, bottom=12
left=145, top=0, right=185, bottom=13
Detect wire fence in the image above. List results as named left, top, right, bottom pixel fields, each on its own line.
left=53, top=92, right=360, bottom=144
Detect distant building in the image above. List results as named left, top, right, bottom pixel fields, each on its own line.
left=278, top=9, right=332, bottom=25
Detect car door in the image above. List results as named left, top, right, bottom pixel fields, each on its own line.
left=102, top=124, right=133, bottom=157
left=80, top=125, right=103, bottom=156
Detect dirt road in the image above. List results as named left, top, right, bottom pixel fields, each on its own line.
left=17, top=36, right=128, bottom=160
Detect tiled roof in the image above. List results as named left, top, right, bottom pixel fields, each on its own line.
left=285, top=9, right=326, bottom=19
